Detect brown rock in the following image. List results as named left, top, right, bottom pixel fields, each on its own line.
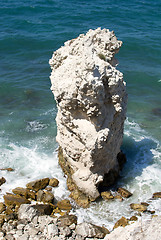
left=36, top=190, right=54, bottom=203
left=101, top=191, right=114, bottom=200
left=49, top=178, right=59, bottom=187
left=0, top=203, right=6, bottom=214
left=57, top=199, right=72, bottom=210
left=12, top=187, right=36, bottom=200
left=114, top=194, right=123, bottom=201
left=113, top=216, right=129, bottom=229
left=117, top=187, right=132, bottom=198
left=0, top=177, right=6, bottom=186
left=152, top=192, right=161, bottom=199
left=45, top=186, right=52, bottom=191
left=0, top=214, right=5, bottom=227
left=141, top=202, right=149, bottom=206
left=129, top=216, right=138, bottom=221
left=42, top=191, right=54, bottom=203
left=26, top=178, right=49, bottom=192
left=3, top=194, right=30, bottom=208
left=57, top=214, right=77, bottom=227
left=32, top=204, right=53, bottom=215
left=0, top=168, right=14, bottom=172
left=69, top=189, right=90, bottom=208
left=130, top=203, right=147, bottom=212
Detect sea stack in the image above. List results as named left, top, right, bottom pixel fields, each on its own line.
left=49, top=28, right=127, bottom=202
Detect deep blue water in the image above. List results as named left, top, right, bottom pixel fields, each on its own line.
left=0, top=0, right=161, bottom=228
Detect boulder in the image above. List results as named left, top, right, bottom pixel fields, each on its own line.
left=49, top=28, right=127, bottom=200
left=49, top=178, right=59, bottom=187
left=130, top=203, right=147, bottom=212
left=152, top=192, right=161, bottom=199
left=117, top=187, right=132, bottom=198
left=113, top=216, right=129, bottom=229
left=0, top=177, right=6, bottom=186
left=129, top=216, right=138, bottom=221
left=75, top=222, right=108, bottom=238
left=0, top=168, right=14, bottom=172
left=57, top=199, right=72, bottom=210
left=57, top=214, right=77, bottom=227
left=3, top=194, right=30, bottom=208
left=0, top=203, right=6, bottom=213
left=12, top=187, right=36, bottom=200
left=101, top=191, right=114, bottom=200
left=36, top=190, right=54, bottom=203
left=26, top=178, right=49, bottom=192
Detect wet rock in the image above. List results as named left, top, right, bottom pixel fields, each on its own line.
left=141, top=202, right=149, bottom=206
left=114, top=194, right=123, bottom=201
left=32, top=204, right=53, bottom=215
left=113, top=216, right=129, bottom=229
left=4, top=194, right=30, bottom=208
left=101, top=191, right=114, bottom=200
left=75, top=222, right=108, bottom=238
left=36, top=190, right=54, bottom=203
left=129, top=216, right=138, bottom=221
left=0, top=168, right=14, bottom=172
left=0, top=177, right=6, bottom=186
left=26, top=178, right=49, bottom=192
left=12, top=187, right=36, bottom=200
left=130, top=203, right=147, bottom=212
left=57, top=214, right=77, bottom=227
left=152, top=192, right=161, bottom=199
left=69, top=188, right=90, bottom=208
left=117, top=187, right=132, bottom=198
left=0, top=203, right=6, bottom=213
left=49, top=178, right=59, bottom=187
left=57, top=199, right=72, bottom=210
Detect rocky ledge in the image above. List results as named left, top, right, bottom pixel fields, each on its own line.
left=49, top=28, right=127, bottom=203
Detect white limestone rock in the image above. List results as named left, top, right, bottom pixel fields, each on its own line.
left=49, top=28, right=127, bottom=199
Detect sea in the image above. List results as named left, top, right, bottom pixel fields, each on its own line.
left=0, top=0, right=161, bottom=231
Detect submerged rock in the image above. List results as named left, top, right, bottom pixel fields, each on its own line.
left=130, top=203, right=147, bottom=212
left=49, top=28, right=127, bottom=202
left=117, top=187, right=132, bottom=198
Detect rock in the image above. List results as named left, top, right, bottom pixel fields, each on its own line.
left=113, top=216, right=129, bottom=229
left=59, top=226, right=71, bottom=237
left=117, top=187, right=132, bottom=198
left=130, top=203, right=147, bottom=212
left=152, top=192, right=161, bottom=199
left=12, top=187, right=36, bottom=200
left=18, top=204, right=39, bottom=222
left=141, top=202, right=149, bottom=206
left=57, top=199, right=72, bottom=210
left=49, top=178, right=59, bottom=187
left=3, top=194, right=30, bottom=208
left=0, top=203, right=6, bottom=213
left=75, top=222, right=108, bottom=238
left=101, top=191, right=114, bottom=200
left=114, top=194, right=123, bottom=201
left=36, top=190, right=54, bottom=203
left=129, top=216, right=138, bottom=221
left=44, top=223, right=59, bottom=238
left=69, top=188, right=90, bottom=208
left=32, top=204, right=53, bottom=215
left=57, top=214, right=77, bottom=227
left=26, top=178, right=49, bottom=192
left=0, top=168, right=14, bottom=172
left=0, top=177, right=6, bottom=186
left=49, top=28, right=127, bottom=200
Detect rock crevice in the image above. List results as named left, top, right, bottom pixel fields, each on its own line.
left=49, top=28, right=127, bottom=201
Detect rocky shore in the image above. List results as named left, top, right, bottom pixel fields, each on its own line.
left=1, top=175, right=161, bottom=239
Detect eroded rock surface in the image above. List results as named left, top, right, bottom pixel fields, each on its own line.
left=49, top=28, right=127, bottom=200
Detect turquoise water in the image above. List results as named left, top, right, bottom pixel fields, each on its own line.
left=0, top=0, right=161, bottom=229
